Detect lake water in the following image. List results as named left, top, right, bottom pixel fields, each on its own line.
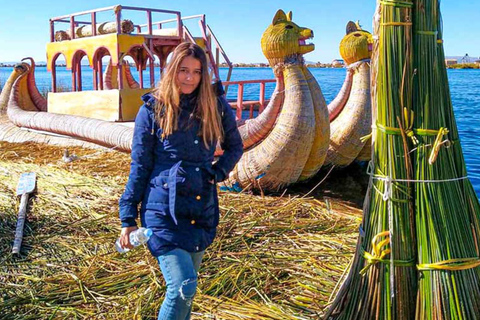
left=1, top=66, right=479, bottom=197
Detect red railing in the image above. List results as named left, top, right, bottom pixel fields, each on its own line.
left=49, top=5, right=183, bottom=42
left=223, top=79, right=276, bottom=120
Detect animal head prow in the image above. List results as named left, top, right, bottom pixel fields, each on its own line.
left=340, top=20, right=373, bottom=65
left=262, top=9, right=314, bottom=66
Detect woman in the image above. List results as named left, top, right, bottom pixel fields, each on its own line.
left=118, top=42, right=243, bottom=319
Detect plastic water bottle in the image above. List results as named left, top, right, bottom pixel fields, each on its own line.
left=115, top=227, right=153, bottom=253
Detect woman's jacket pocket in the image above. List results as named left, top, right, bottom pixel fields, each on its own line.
left=144, top=174, right=183, bottom=211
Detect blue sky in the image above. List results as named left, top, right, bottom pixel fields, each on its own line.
left=0, top=0, right=478, bottom=63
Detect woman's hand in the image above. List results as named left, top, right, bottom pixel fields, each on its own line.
left=119, top=226, right=138, bottom=250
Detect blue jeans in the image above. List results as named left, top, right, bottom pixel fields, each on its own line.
left=157, top=248, right=205, bottom=320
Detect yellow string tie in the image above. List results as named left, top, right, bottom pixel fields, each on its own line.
left=379, top=0, right=413, bottom=8
left=360, top=231, right=391, bottom=275
left=403, top=108, right=419, bottom=145
left=416, top=31, right=438, bottom=36
left=376, top=122, right=448, bottom=138
left=418, top=257, right=480, bottom=271
left=381, top=22, right=413, bottom=26
left=428, top=127, right=449, bottom=165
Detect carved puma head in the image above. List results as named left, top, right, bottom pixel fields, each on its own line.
left=339, top=21, right=373, bottom=65
left=261, top=9, right=314, bottom=65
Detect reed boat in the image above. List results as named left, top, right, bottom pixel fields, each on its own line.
left=0, top=5, right=371, bottom=191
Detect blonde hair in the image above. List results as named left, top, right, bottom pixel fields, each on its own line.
left=153, top=42, right=223, bottom=146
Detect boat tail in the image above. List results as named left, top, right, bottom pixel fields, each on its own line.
left=0, top=64, right=27, bottom=114
left=328, top=69, right=353, bottom=122
left=238, top=74, right=284, bottom=150
left=21, top=58, right=47, bottom=112
left=298, top=66, right=330, bottom=181
left=323, top=60, right=371, bottom=167
left=214, top=71, right=285, bottom=157
left=104, top=60, right=140, bottom=89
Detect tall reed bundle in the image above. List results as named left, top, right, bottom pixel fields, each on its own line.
left=325, top=0, right=418, bottom=318
left=327, top=0, right=480, bottom=318
left=413, top=0, right=480, bottom=317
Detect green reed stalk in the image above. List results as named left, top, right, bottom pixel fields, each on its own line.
left=325, top=1, right=417, bottom=318
left=413, top=0, right=480, bottom=318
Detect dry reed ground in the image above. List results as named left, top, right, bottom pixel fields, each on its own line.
left=0, top=141, right=363, bottom=319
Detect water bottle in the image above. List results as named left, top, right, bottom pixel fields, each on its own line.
left=115, top=227, right=153, bottom=253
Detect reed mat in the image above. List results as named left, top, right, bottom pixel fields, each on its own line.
left=0, top=141, right=361, bottom=319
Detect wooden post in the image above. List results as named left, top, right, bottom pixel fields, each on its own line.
left=139, top=60, right=144, bottom=89
left=98, top=58, right=104, bottom=90
left=177, top=14, right=183, bottom=39
left=71, top=56, right=77, bottom=91
left=147, top=10, right=152, bottom=35
left=70, top=16, right=75, bottom=39
left=236, top=84, right=244, bottom=120
left=52, top=64, right=57, bottom=93
left=50, top=20, right=55, bottom=42
left=118, top=62, right=124, bottom=90
left=259, top=82, right=266, bottom=113
left=77, top=60, right=82, bottom=91
left=91, top=12, right=97, bottom=37
left=92, top=56, right=98, bottom=90
left=116, top=7, right=121, bottom=34
left=149, top=40, right=155, bottom=87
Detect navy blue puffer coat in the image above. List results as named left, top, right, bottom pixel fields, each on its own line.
left=119, top=92, right=243, bottom=256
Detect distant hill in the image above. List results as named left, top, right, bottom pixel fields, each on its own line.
left=446, top=56, right=480, bottom=63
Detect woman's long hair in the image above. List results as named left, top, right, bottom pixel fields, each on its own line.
left=153, top=42, right=223, bottom=146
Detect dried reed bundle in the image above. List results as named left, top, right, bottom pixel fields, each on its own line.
left=54, top=20, right=134, bottom=42
left=73, top=19, right=134, bottom=38
left=54, top=30, right=71, bottom=42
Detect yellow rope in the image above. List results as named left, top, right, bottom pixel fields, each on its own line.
left=428, top=127, right=449, bottom=165
left=418, top=257, right=480, bottom=271
left=360, top=231, right=391, bottom=275
left=375, top=122, right=448, bottom=137
left=381, top=22, right=413, bottom=26
left=360, top=231, right=415, bottom=275
left=416, top=31, right=438, bottom=36
left=379, top=0, right=413, bottom=7
left=403, top=108, right=419, bottom=145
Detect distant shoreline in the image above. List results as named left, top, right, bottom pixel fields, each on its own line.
left=1, top=64, right=479, bottom=69
left=0, top=64, right=344, bottom=69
